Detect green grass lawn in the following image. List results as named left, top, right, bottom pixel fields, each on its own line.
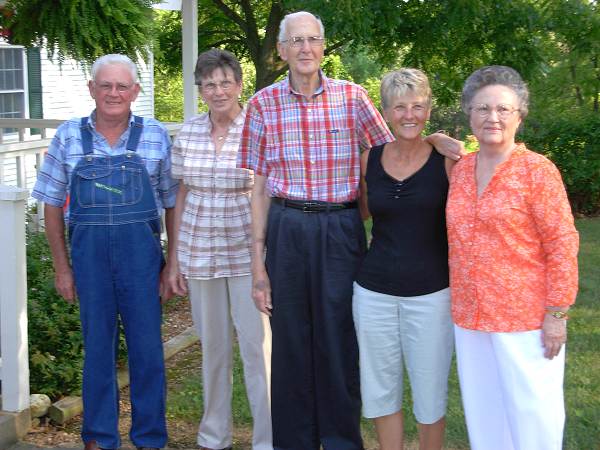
left=166, top=217, right=600, bottom=449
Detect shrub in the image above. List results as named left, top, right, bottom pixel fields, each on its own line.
left=27, top=229, right=128, bottom=400
left=27, top=230, right=83, bottom=399
left=521, top=113, right=600, bottom=215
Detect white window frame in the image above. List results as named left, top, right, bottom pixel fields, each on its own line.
left=0, top=44, right=30, bottom=141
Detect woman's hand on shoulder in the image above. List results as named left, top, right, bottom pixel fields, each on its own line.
left=425, top=132, right=466, bottom=161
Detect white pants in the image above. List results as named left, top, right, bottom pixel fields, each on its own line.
left=189, top=276, right=272, bottom=450
left=353, top=283, right=453, bottom=422
left=454, top=325, right=565, bottom=450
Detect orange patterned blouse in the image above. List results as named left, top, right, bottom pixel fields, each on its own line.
left=446, top=144, right=579, bottom=332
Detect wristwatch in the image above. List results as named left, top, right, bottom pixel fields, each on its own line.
left=546, top=310, right=569, bottom=320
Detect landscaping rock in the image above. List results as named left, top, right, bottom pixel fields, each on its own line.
left=48, top=397, right=81, bottom=425
left=29, top=394, right=51, bottom=418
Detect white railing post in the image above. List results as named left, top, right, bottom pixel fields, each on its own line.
left=0, top=185, right=30, bottom=412
left=182, top=0, right=198, bottom=120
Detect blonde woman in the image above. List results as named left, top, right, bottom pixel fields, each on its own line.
left=353, top=69, right=456, bottom=450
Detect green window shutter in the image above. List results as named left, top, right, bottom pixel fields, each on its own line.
left=27, top=47, right=43, bottom=121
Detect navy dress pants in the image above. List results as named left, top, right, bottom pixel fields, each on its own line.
left=266, top=203, right=366, bottom=450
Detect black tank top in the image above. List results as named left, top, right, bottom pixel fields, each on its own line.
left=356, top=144, right=449, bottom=296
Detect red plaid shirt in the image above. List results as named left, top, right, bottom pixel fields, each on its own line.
left=239, top=72, right=393, bottom=202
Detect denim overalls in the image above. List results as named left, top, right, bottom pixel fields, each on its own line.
left=68, top=117, right=167, bottom=449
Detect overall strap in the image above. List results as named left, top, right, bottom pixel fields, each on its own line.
left=126, top=115, right=144, bottom=152
left=80, top=117, right=94, bottom=155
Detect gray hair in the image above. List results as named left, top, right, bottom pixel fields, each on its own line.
left=461, top=65, right=529, bottom=118
left=380, top=68, right=432, bottom=111
left=278, top=11, right=325, bottom=43
left=91, top=54, right=138, bottom=83
left=194, top=48, right=242, bottom=85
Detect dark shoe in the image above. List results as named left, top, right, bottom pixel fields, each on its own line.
left=84, top=441, right=114, bottom=450
left=84, top=442, right=99, bottom=450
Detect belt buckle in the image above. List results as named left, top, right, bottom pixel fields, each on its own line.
left=302, top=201, right=319, bottom=213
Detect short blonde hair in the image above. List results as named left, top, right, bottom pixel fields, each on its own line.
left=380, top=68, right=432, bottom=110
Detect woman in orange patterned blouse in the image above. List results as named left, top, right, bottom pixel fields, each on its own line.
left=446, top=66, right=579, bottom=450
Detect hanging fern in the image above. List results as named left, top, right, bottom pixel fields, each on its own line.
left=4, top=0, right=157, bottom=65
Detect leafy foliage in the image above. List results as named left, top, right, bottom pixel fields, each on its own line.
left=4, top=0, right=157, bottom=65
left=154, top=69, right=184, bottom=123
left=153, top=0, right=561, bottom=94
left=26, top=230, right=83, bottom=399
left=522, top=113, right=600, bottom=215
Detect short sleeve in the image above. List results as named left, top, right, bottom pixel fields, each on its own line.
left=239, top=98, right=268, bottom=175
left=31, top=129, right=70, bottom=207
left=355, top=86, right=394, bottom=152
left=155, top=126, right=178, bottom=209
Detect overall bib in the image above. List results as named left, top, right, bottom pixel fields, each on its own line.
left=68, top=116, right=167, bottom=449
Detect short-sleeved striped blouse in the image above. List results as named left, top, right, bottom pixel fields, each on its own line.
left=171, top=107, right=253, bottom=279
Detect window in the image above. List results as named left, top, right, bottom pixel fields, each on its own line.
left=0, top=46, right=26, bottom=135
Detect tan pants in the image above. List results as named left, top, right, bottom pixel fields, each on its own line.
left=189, top=276, right=272, bottom=450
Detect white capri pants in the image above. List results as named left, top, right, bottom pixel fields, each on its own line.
left=189, top=276, right=272, bottom=450
left=454, top=325, right=566, bottom=450
left=352, top=283, right=454, bottom=423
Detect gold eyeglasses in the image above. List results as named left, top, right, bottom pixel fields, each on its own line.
left=470, top=103, right=520, bottom=119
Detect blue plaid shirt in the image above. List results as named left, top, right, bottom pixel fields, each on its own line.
left=32, top=111, right=178, bottom=215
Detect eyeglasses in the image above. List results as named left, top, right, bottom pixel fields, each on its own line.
left=200, top=80, right=236, bottom=93
left=470, top=103, right=520, bottom=119
left=281, top=36, right=325, bottom=48
left=95, top=82, right=134, bottom=93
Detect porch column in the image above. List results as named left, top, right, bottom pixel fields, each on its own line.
left=0, top=185, right=30, bottom=412
left=182, top=0, right=198, bottom=120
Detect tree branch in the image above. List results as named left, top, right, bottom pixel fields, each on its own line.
left=238, top=0, right=259, bottom=41
left=324, top=39, right=346, bottom=55
left=208, top=0, right=248, bottom=34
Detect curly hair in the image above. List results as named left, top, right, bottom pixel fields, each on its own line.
left=461, top=65, right=529, bottom=118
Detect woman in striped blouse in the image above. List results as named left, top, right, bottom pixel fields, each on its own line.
left=165, top=49, right=272, bottom=450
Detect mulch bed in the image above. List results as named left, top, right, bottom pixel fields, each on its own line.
left=21, top=297, right=194, bottom=449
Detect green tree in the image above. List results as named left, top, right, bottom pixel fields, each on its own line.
left=154, top=0, right=561, bottom=93
left=2, top=0, right=157, bottom=65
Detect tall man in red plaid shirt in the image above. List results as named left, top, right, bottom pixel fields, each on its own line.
left=239, top=11, right=394, bottom=449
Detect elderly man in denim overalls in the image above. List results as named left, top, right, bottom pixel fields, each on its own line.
left=32, top=54, right=178, bottom=450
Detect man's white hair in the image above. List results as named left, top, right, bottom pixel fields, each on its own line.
left=91, top=54, right=138, bottom=83
left=278, top=11, right=325, bottom=43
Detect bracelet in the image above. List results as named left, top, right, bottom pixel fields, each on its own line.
left=545, top=309, right=569, bottom=320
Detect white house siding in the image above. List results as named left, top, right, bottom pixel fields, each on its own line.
left=40, top=51, right=155, bottom=119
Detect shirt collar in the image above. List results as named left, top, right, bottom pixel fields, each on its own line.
left=285, top=70, right=328, bottom=97
left=201, top=104, right=247, bottom=128
left=88, top=110, right=134, bottom=129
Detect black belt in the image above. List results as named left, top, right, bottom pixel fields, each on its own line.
left=272, top=197, right=358, bottom=213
